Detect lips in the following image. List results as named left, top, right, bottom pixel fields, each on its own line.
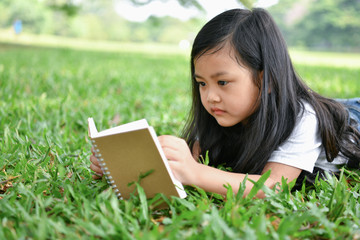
left=211, top=107, right=225, bottom=115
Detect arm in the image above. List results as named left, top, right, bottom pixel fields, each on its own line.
left=158, top=135, right=302, bottom=198
left=193, top=161, right=301, bottom=198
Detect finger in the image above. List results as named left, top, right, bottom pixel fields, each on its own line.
left=90, top=155, right=100, bottom=166
left=158, top=135, right=171, bottom=146
left=162, top=146, right=181, bottom=161
left=158, top=135, right=182, bottom=143
left=161, top=135, right=185, bottom=143
left=158, top=135, right=186, bottom=149
left=92, top=174, right=102, bottom=180
left=90, top=156, right=103, bottom=174
left=90, top=162, right=103, bottom=175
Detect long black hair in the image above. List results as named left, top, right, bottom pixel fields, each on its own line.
left=182, top=8, right=360, bottom=174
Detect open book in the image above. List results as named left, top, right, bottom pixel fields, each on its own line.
left=88, top=118, right=187, bottom=200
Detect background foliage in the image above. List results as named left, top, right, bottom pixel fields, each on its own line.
left=0, top=0, right=204, bottom=44
left=1, top=0, right=360, bottom=51
left=269, top=0, right=360, bottom=51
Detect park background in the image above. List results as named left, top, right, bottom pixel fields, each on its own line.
left=1, top=0, right=360, bottom=52
left=1, top=0, right=360, bottom=239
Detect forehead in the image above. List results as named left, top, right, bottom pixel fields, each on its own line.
left=194, top=45, right=250, bottom=75
left=194, top=43, right=247, bottom=71
left=195, top=42, right=237, bottom=62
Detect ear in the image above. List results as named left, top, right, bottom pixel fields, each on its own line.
left=259, top=70, right=263, bottom=79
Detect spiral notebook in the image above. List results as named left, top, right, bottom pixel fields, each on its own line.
left=88, top=118, right=187, bottom=200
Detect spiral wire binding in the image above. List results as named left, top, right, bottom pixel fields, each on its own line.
left=92, top=140, right=124, bottom=200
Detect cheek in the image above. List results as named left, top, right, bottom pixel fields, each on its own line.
left=199, top=90, right=206, bottom=104
left=199, top=91, right=210, bottom=111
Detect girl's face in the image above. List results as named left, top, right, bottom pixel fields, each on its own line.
left=194, top=44, right=260, bottom=127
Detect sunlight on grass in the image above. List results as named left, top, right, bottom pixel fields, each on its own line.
left=290, top=49, right=360, bottom=69
left=2, top=29, right=360, bottom=69
left=0, top=29, right=190, bottom=55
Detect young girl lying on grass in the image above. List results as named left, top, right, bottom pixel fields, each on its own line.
left=90, top=8, right=360, bottom=198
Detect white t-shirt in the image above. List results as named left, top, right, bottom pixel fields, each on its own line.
left=267, top=102, right=347, bottom=173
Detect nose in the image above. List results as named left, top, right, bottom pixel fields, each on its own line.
left=206, top=88, right=221, bottom=103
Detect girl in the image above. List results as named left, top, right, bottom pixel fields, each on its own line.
left=90, top=8, right=360, bottom=198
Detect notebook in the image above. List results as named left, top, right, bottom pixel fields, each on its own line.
left=88, top=118, right=187, bottom=200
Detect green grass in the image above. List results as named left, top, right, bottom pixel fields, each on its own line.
left=0, top=41, right=359, bottom=239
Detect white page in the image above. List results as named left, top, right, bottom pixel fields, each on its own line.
left=88, top=118, right=149, bottom=138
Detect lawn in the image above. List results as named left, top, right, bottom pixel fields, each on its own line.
left=0, top=41, right=359, bottom=239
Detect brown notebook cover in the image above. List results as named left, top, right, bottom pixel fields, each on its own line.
left=88, top=118, right=187, bottom=200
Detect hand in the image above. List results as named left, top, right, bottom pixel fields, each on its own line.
left=158, top=135, right=200, bottom=186
left=90, top=146, right=103, bottom=179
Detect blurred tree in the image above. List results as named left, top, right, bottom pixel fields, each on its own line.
left=268, top=0, right=360, bottom=51
left=0, top=0, right=51, bottom=34
left=42, top=0, right=81, bottom=16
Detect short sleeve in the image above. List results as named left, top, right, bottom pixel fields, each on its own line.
left=267, top=103, right=322, bottom=173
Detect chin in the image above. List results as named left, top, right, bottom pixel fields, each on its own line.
left=216, top=119, right=237, bottom=127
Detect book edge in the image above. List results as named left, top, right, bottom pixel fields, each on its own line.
left=87, top=117, right=98, bottom=138
left=148, top=127, right=187, bottom=198
left=93, top=119, right=150, bottom=138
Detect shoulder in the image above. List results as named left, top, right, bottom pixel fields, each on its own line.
left=299, top=101, right=317, bottom=123
left=292, top=101, right=318, bottom=139
left=267, top=101, right=322, bottom=172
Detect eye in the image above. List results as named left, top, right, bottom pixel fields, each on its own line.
left=218, top=81, right=228, bottom=86
left=197, top=81, right=206, bottom=87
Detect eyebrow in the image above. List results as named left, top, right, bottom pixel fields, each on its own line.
left=194, top=71, right=229, bottom=79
